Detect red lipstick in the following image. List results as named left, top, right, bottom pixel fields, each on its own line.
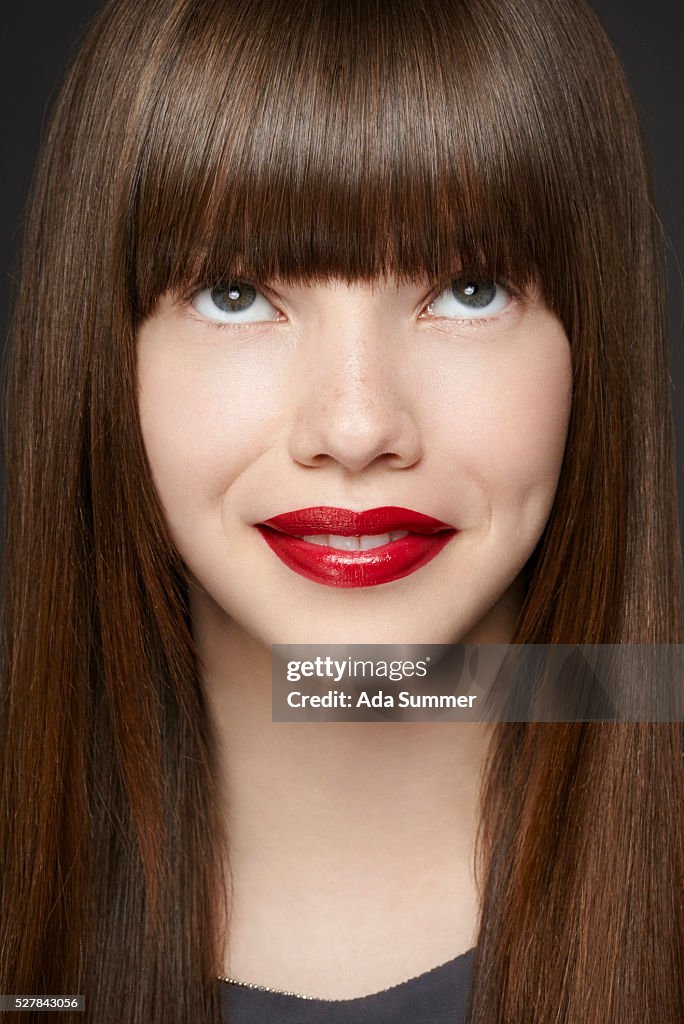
left=256, top=506, right=457, bottom=588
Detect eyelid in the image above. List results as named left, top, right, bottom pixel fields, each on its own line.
left=183, top=279, right=286, bottom=327
left=176, top=275, right=524, bottom=327
left=419, top=276, right=521, bottom=322
left=174, top=277, right=278, bottom=306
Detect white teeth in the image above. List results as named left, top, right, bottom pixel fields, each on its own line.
left=298, top=530, right=410, bottom=550
left=327, top=535, right=361, bottom=550
left=359, top=533, right=391, bottom=550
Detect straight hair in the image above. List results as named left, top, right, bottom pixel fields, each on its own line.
left=2, top=1, right=682, bottom=1021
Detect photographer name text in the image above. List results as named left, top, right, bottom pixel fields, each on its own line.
left=286, top=689, right=477, bottom=709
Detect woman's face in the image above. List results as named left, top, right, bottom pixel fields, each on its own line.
left=136, top=273, right=572, bottom=647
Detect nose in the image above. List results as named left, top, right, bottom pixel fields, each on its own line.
left=287, top=318, right=423, bottom=474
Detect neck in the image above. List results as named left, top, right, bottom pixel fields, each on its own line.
left=192, top=583, right=521, bottom=997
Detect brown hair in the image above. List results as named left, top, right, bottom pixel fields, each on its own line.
left=1, top=0, right=682, bottom=1021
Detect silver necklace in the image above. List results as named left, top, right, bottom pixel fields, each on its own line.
left=219, top=973, right=412, bottom=1002
left=217, top=975, right=319, bottom=1000
left=217, top=955, right=459, bottom=1002
left=216, top=972, right=420, bottom=1001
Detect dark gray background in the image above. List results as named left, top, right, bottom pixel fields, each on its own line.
left=1, top=1, right=683, bottom=555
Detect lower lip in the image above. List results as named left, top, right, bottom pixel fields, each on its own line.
left=255, top=527, right=457, bottom=588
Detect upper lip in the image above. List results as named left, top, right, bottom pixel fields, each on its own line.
left=258, top=506, right=455, bottom=536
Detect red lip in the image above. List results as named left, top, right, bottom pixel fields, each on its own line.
left=256, top=506, right=457, bottom=588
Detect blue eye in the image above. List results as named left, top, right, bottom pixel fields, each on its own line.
left=427, top=276, right=512, bottom=319
left=191, top=281, right=280, bottom=324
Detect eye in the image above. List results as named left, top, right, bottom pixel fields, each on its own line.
left=191, top=281, right=281, bottom=324
left=426, top=276, right=512, bottom=320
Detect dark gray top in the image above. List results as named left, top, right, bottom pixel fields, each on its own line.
left=219, top=947, right=474, bottom=1023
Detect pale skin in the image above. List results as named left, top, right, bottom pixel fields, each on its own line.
left=136, top=272, right=573, bottom=997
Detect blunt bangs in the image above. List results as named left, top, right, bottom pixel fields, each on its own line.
left=109, top=0, right=638, bottom=350
left=122, top=0, right=632, bottom=333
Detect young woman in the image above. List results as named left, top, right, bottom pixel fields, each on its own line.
left=1, top=1, right=682, bottom=1022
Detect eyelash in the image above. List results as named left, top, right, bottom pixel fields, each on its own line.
left=422, top=278, right=521, bottom=325
left=180, top=277, right=521, bottom=331
left=179, top=282, right=282, bottom=332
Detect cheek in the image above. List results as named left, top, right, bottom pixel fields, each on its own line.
left=135, top=338, right=285, bottom=519
left=432, top=323, right=572, bottom=518
left=481, top=355, right=571, bottom=494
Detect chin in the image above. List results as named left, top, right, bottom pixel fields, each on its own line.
left=237, top=601, right=498, bottom=649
